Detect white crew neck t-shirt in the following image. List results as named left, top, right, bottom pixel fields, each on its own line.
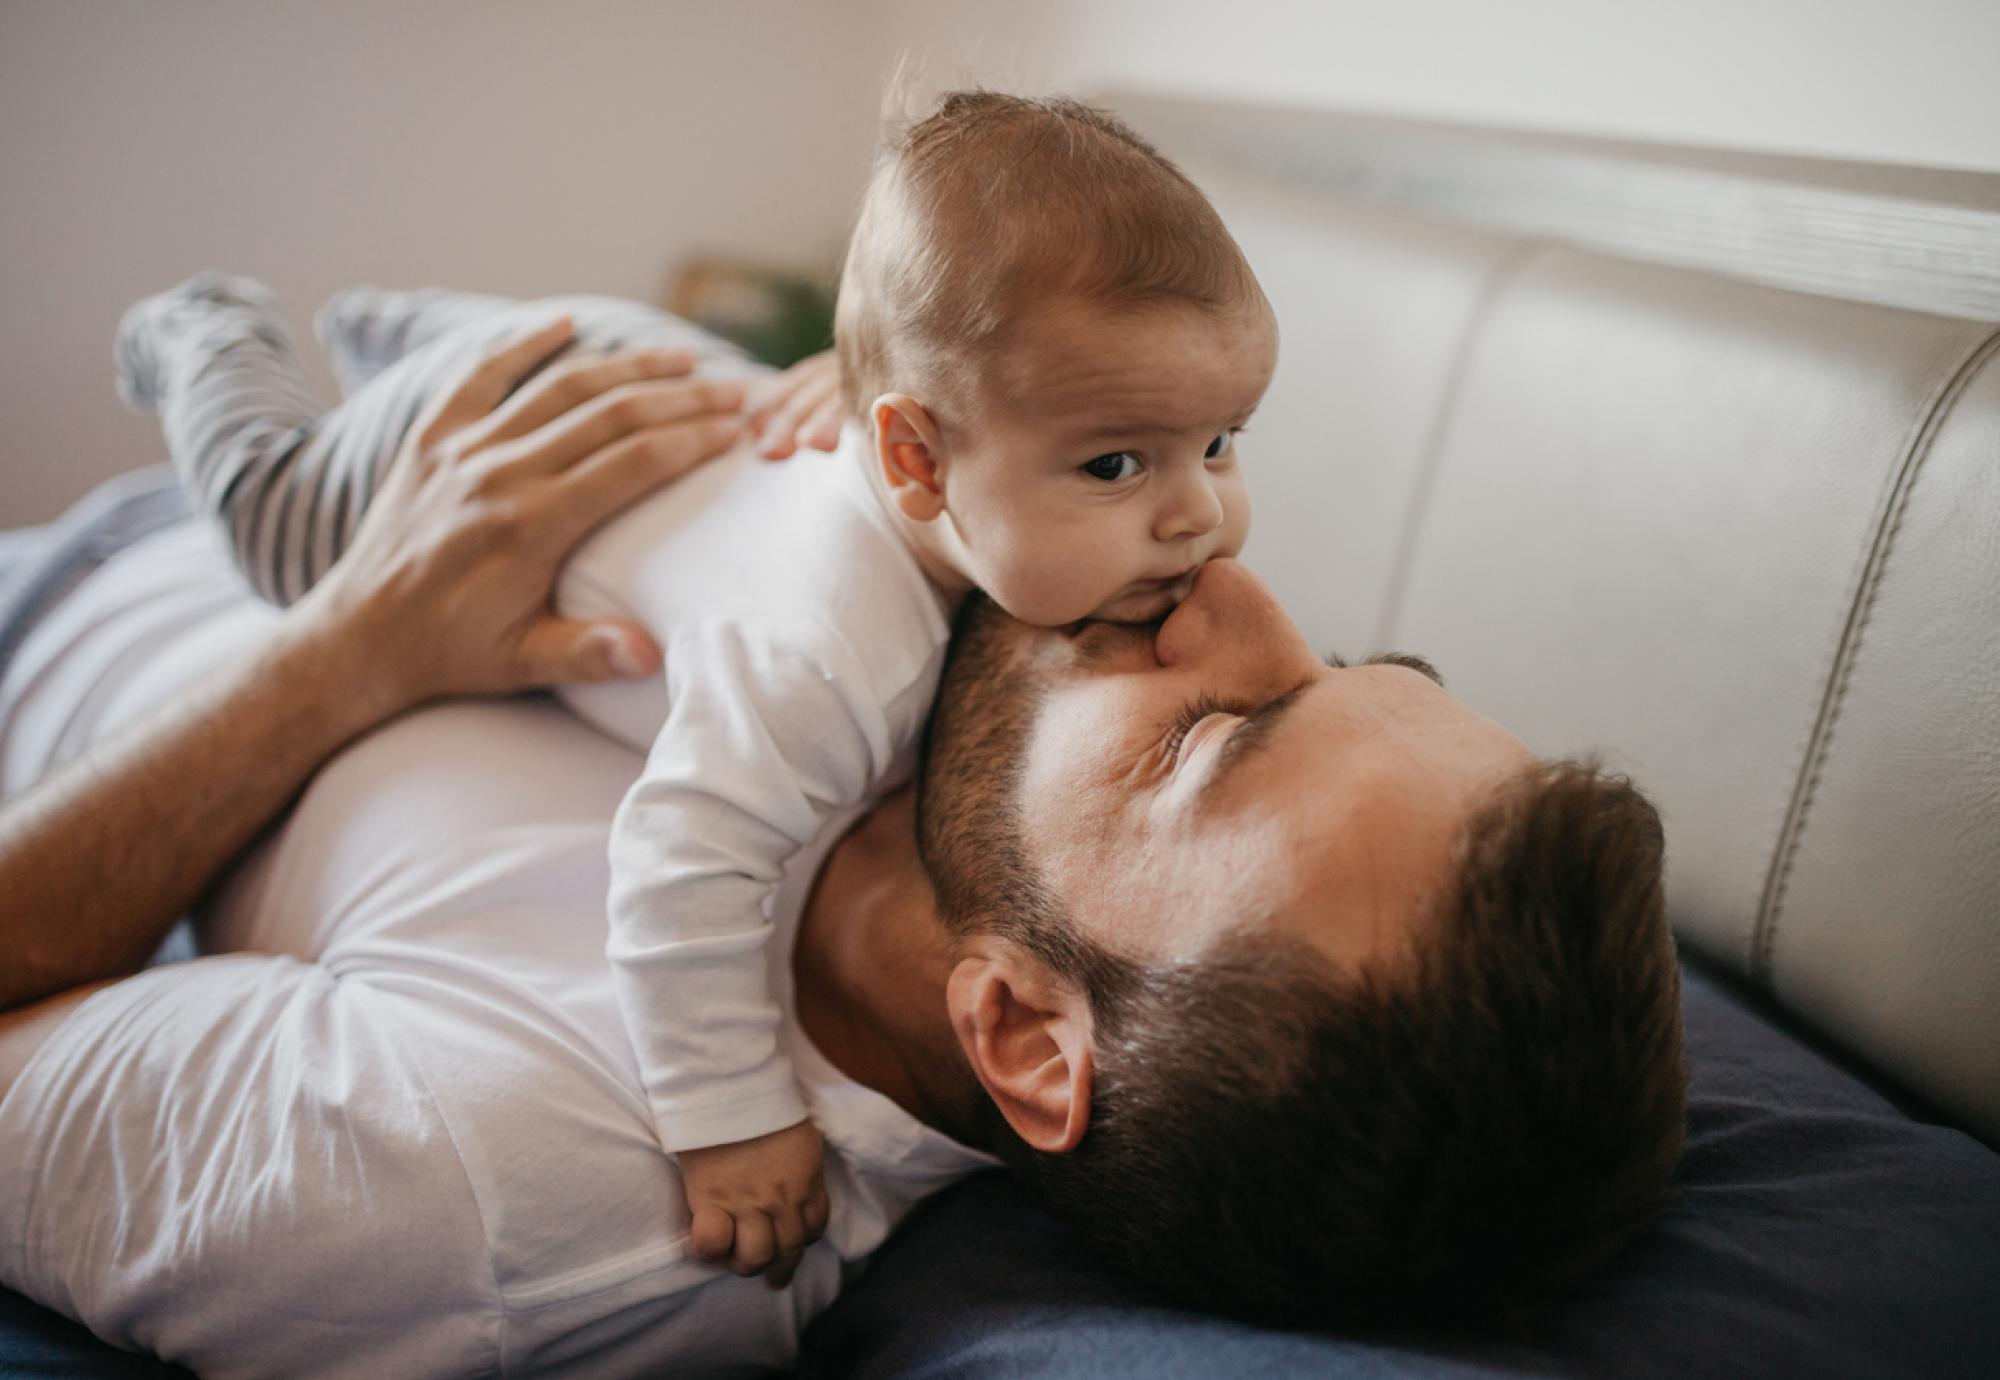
left=0, top=511, right=992, bottom=1380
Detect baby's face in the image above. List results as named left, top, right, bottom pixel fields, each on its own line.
left=940, top=296, right=1277, bottom=626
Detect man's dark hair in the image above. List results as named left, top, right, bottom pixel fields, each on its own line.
left=966, top=757, right=1688, bottom=1328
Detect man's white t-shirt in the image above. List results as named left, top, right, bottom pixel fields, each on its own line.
left=0, top=514, right=992, bottom=1380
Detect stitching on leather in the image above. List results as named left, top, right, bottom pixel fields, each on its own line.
left=1373, top=238, right=1545, bottom=649
left=1751, top=324, right=2000, bottom=981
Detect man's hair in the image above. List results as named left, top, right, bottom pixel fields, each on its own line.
left=971, top=757, right=1688, bottom=1328
left=833, top=90, right=1266, bottom=422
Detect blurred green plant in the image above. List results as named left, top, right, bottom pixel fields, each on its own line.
left=670, top=259, right=837, bottom=368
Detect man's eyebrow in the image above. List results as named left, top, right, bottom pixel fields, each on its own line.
left=1363, top=651, right=1445, bottom=687
left=1324, top=649, right=1446, bottom=688
left=1202, top=679, right=1313, bottom=796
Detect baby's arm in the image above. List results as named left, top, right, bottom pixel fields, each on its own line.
left=608, top=618, right=890, bottom=1284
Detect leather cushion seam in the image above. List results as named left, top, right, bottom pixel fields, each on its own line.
left=1752, top=323, right=2000, bottom=979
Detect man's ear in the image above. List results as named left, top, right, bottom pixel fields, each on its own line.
left=871, top=393, right=948, bottom=523
left=946, top=943, right=1093, bottom=1153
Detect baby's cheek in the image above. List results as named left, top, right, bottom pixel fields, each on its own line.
left=985, top=551, right=1116, bottom=626
left=1213, top=471, right=1252, bottom=559
left=981, top=527, right=1133, bottom=626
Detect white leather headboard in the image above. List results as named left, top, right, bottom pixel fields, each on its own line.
left=1112, top=92, right=2000, bottom=1145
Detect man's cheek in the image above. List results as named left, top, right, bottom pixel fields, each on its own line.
left=1018, top=719, right=1090, bottom=834
left=1016, top=700, right=1172, bottom=898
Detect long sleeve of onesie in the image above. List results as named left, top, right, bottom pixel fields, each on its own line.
left=607, top=616, right=902, bottom=1153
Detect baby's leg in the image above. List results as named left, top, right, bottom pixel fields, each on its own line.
left=115, top=273, right=381, bottom=606
left=316, top=287, right=761, bottom=394
left=314, top=286, right=525, bottom=394
left=120, top=276, right=762, bottom=607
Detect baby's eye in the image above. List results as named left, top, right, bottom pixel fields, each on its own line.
left=1204, top=431, right=1234, bottom=460
left=1081, top=452, right=1143, bottom=483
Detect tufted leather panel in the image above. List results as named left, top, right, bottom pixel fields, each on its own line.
left=1200, top=171, right=1525, bottom=653
left=1763, top=337, right=2000, bottom=1141
left=1192, top=151, right=2000, bottom=1141
left=1379, top=248, right=1991, bottom=978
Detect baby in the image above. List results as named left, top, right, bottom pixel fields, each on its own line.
left=117, top=92, right=1277, bottom=1283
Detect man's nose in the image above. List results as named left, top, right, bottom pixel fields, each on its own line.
left=1152, top=468, right=1225, bottom=544
left=1154, top=558, right=1308, bottom=672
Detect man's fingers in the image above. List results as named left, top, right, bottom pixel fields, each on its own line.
left=729, top=1211, right=777, bottom=1278
left=688, top=1204, right=736, bottom=1264
left=550, top=414, right=742, bottom=545
left=505, top=374, right=745, bottom=478
left=511, top=617, right=658, bottom=689
left=466, top=345, right=704, bottom=453
left=416, top=316, right=575, bottom=450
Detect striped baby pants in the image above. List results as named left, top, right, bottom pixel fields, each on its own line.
left=116, top=275, right=758, bottom=606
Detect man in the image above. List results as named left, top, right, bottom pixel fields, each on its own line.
left=0, top=336, right=1684, bottom=1376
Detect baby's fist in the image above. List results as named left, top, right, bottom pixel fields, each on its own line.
left=681, top=1120, right=830, bottom=1289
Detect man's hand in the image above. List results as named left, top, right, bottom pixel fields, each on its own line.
left=746, top=349, right=843, bottom=459
left=300, top=316, right=747, bottom=720
left=0, top=317, right=747, bottom=1020
left=680, top=1120, right=831, bottom=1289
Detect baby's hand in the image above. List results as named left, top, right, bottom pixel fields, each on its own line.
left=680, top=1120, right=830, bottom=1289
left=746, top=350, right=843, bottom=459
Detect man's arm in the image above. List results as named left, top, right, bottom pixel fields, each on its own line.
left=0, top=612, right=400, bottom=1010
left=0, top=315, right=753, bottom=1019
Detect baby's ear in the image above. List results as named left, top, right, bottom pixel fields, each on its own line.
left=871, top=394, right=948, bottom=522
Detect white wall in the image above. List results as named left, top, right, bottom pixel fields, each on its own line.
left=882, top=0, right=2000, bottom=173
left=0, top=1, right=885, bottom=525
left=7, top=0, right=1998, bottom=525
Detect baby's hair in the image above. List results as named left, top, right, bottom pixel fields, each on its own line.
left=834, top=90, right=1267, bottom=425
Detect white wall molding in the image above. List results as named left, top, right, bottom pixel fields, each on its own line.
left=1114, top=89, right=2000, bottom=324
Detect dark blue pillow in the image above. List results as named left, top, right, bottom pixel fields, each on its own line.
left=799, top=964, right=2000, bottom=1379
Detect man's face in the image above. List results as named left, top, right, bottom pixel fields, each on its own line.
left=920, top=559, right=1536, bottom=975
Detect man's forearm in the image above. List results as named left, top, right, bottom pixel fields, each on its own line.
left=0, top=615, right=394, bottom=1011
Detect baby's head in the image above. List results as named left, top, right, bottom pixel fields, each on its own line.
left=836, top=92, right=1277, bottom=625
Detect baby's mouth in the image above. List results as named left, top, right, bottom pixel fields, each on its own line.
left=1095, top=570, right=1198, bottom=623
left=1131, top=569, right=1199, bottom=599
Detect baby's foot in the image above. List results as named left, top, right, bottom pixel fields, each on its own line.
left=313, top=285, right=458, bottom=394
left=115, top=272, right=286, bottom=416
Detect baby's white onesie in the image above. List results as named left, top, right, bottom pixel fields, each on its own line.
left=556, top=425, right=953, bottom=1152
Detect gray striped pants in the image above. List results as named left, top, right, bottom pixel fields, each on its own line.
left=115, top=275, right=758, bottom=606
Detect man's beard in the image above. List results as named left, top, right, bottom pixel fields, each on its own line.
left=916, top=598, right=1157, bottom=982
left=915, top=595, right=1053, bottom=940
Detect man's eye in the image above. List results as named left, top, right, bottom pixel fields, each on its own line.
left=1081, top=452, right=1142, bottom=482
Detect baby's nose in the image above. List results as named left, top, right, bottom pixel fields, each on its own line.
left=1154, top=471, right=1225, bottom=543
